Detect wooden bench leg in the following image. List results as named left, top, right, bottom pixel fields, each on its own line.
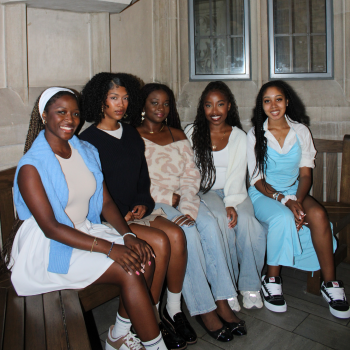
left=307, top=270, right=322, bottom=295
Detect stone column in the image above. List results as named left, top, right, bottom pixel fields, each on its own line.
left=90, top=12, right=111, bottom=76
left=4, top=3, right=28, bottom=103
left=153, top=0, right=180, bottom=97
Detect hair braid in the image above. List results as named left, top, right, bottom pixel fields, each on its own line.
left=251, top=80, right=309, bottom=181
left=191, top=81, right=241, bottom=193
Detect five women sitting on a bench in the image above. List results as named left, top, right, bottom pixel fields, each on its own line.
left=3, top=77, right=350, bottom=350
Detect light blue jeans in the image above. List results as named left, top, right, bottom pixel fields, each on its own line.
left=154, top=202, right=237, bottom=316
left=199, top=190, right=266, bottom=291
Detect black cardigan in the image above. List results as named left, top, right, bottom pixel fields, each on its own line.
left=79, top=123, right=155, bottom=218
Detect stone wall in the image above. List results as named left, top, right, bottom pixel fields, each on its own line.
left=0, top=0, right=350, bottom=171
left=0, top=4, right=110, bottom=170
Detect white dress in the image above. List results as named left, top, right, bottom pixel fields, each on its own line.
left=10, top=147, right=124, bottom=296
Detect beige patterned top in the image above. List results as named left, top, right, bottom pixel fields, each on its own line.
left=143, top=138, right=201, bottom=220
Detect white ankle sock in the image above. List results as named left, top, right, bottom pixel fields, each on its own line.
left=112, top=312, right=131, bottom=339
left=166, top=289, right=182, bottom=320
left=142, top=332, right=167, bottom=350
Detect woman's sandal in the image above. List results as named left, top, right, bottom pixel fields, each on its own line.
left=196, top=316, right=233, bottom=342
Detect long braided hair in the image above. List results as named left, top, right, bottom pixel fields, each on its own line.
left=252, top=80, right=309, bottom=180
left=191, top=81, right=242, bottom=193
left=130, top=83, right=182, bottom=130
left=80, top=72, right=143, bottom=125
left=0, top=90, right=79, bottom=272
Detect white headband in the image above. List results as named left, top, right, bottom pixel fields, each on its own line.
left=39, top=87, right=75, bottom=121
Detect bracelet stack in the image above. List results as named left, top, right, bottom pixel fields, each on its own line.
left=273, top=192, right=281, bottom=201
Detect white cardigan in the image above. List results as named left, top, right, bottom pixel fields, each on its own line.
left=184, top=124, right=248, bottom=209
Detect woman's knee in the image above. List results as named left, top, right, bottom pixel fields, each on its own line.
left=166, top=224, right=187, bottom=254
left=307, top=205, right=329, bottom=227
left=148, top=229, right=171, bottom=256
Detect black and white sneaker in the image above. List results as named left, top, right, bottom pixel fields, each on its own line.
left=321, top=280, right=350, bottom=319
left=261, top=275, right=287, bottom=312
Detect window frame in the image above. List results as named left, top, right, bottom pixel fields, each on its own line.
left=268, top=0, right=333, bottom=80
left=188, top=0, right=251, bottom=81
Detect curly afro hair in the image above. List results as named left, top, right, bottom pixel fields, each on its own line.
left=130, top=83, right=182, bottom=129
left=251, top=80, right=309, bottom=180
left=80, top=72, right=143, bottom=125
left=191, top=81, right=241, bottom=193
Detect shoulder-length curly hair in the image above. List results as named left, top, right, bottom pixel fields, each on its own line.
left=191, top=81, right=241, bottom=193
left=251, top=80, right=310, bottom=180
left=130, top=83, right=182, bottom=130
left=80, top=72, right=143, bottom=125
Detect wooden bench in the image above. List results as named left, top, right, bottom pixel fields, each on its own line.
left=306, top=135, right=350, bottom=294
left=0, top=167, right=120, bottom=349
left=0, top=285, right=91, bottom=350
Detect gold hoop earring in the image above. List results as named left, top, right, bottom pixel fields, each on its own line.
left=43, top=119, right=47, bottom=125
left=123, top=113, right=128, bottom=119
left=141, top=111, right=145, bottom=121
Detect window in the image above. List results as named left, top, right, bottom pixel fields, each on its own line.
left=268, top=0, right=333, bottom=79
left=189, top=0, right=250, bottom=80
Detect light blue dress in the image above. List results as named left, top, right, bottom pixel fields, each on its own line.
left=248, top=138, right=336, bottom=271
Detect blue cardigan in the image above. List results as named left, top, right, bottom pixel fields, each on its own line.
left=14, top=130, right=104, bottom=274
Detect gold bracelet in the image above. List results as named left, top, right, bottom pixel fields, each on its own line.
left=90, top=237, right=98, bottom=253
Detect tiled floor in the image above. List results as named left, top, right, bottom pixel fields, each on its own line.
left=92, top=263, right=350, bottom=350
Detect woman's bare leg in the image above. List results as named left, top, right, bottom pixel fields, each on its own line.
left=302, top=195, right=335, bottom=282
left=150, top=217, right=187, bottom=293
left=93, top=260, right=159, bottom=342
left=129, top=223, right=171, bottom=303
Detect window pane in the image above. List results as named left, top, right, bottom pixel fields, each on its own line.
left=212, top=0, right=227, bottom=36
left=311, top=35, right=326, bottom=72
left=190, top=0, right=249, bottom=78
left=292, top=0, right=307, bottom=33
left=293, top=36, right=308, bottom=72
left=212, top=38, right=229, bottom=73
left=230, top=0, right=244, bottom=35
left=274, top=0, right=290, bottom=34
left=311, top=0, right=326, bottom=33
left=194, top=0, right=210, bottom=36
left=195, top=38, right=212, bottom=74
left=275, top=36, right=290, bottom=73
left=231, top=37, right=244, bottom=73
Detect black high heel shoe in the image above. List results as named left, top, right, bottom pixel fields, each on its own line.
left=219, top=316, right=247, bottom=336
left=196, top=316, right=233, bottom=342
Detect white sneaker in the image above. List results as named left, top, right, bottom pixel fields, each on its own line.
left=240, top=291, right=263, bottom=309
left=227, top=297, right=241, bottom=312
left=106, top=327, right=145, bottom=350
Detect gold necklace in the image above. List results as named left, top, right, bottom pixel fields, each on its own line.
left=144, top=123, right=165, bottom=134
left=212, top=131, right=226, bottom=151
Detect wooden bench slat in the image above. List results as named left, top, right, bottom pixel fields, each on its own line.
left=0, top=167, right=16, bottom=191
left=25, top=294, right=46, bottom=350
left=3, top=287, right=24, bottom=350
left=313, top=153, right=323, bottom=202
left=61, top=290, right=92, bottom=350
left=0, top=288, right=8, bottom=349
left=43, top=291, right=69, bottom=350
left=340, top=135, right=350, bottom=204
left=314, top=139, right=343, bottom=153
left=0, top=188, right=15, bottom=244
left=326, top=153, right=337, bottom=202
left=78, top=284, right=120, bottom=312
